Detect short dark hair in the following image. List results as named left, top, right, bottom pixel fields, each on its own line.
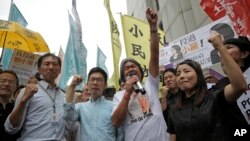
left=162, top=68, right=176, bottom=86
left=88, top=67, right=108, bottom=83
left=37, top=53, right=61, bottom=69
left=224, top=36, right=250, bottom=72
left=0, top=70, right=19, bottom=87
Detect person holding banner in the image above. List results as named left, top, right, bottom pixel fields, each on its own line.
left=167, top=32, right=247, bottom=141
left=111, top=8, right=168, bottom=141
left=212, top=35, right=250, bottom=140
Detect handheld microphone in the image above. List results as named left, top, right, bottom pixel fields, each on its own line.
left=128, top=71, right=146, bottom=94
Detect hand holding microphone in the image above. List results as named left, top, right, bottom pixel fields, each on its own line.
left=128, top=71, right=146, bottom=94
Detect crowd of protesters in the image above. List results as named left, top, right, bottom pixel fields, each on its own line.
left=0, top=7, right=250, bottom=141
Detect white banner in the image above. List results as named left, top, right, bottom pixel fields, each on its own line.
left=8, top=49, right=40, bottom=85
left=160, top=16, right=236, bottom=69
left=237, top=67, right=250, bottom=125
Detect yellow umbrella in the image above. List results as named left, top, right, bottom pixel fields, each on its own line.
left=0, top=19, right=50, bottom=54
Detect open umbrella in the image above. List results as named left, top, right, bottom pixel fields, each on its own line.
left=0, top=19, right=50, bottom=62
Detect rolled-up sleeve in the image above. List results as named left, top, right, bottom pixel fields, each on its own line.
left=4, top=116, right=22, bottom=134
left=63, top=103, right=79, bottom=121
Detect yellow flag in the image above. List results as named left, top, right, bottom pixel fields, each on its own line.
left=104, top=0, right=122, bottom=90
left=121, top=15, right=165, bottom=82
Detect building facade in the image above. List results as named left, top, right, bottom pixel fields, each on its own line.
left=126, top=0, right=212, bottom=42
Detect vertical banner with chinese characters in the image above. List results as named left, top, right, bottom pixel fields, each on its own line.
left=8, top=49, right=40, bottom=85
left=121, top=15, right=165, bottom=82
left=104, top=0, right=122, bottom=90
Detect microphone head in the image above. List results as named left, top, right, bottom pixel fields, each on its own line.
left=140, top=88, right=146, bottom=94
left=128, top=70, right=137, bottom=77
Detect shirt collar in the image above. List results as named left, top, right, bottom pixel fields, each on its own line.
left=39, top=80, right=60, bottom=90
left=89, top=96, right=104, bottom=103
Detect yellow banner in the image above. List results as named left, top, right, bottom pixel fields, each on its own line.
left=121, top=15, right=165, bottom=82
left=104, top=0, right=122, bottom=90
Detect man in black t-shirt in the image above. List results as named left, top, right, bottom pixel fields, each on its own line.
left=0, top=70, right=21, bottom=141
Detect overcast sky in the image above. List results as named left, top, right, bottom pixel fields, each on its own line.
left=0, top=0, right=127, bottom=77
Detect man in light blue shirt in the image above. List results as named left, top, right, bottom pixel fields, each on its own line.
left=5, top=53, right=66, bottom=141
left=64, top=67, right=124, bottom=141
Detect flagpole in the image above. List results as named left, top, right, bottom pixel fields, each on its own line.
left=8, top=0, right=14, bottom=20
left=0, top=0, right=13, bottom=67
left=0, top=31, right=8, bottom=65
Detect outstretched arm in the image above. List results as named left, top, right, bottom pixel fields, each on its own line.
left=112, top=8, right=159, bottom=128
left=64, top=75, right=83, bottom=121
left=146, top=8, right=159, bottom=78
left=208, top=32, right=247, bottom=102
left=66, top=75, right=83, bottom=103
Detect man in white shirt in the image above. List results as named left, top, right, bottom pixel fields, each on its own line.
left=111, top=8, right=168, bottom=141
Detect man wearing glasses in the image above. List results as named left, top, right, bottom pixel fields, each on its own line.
left=0, top=70, right=21, bottom=141
left=63, top=67, right=124, bottom=141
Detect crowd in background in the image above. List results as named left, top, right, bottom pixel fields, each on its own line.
left=1, top=7, right=250, bottom=141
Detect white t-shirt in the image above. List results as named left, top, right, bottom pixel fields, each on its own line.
left=112, top=74, right=168, bottom=141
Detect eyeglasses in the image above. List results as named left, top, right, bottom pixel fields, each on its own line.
left=0, top=79, right=17, bottom=85
left=88, top=77, right=104, bottom=84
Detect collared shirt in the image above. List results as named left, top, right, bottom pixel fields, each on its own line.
left=64, top=96, right=122, bottom=141
left=5, top=81, right=65, bottom=141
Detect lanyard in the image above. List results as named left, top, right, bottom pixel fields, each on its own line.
left=39, top=83, right=57, bottom=114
